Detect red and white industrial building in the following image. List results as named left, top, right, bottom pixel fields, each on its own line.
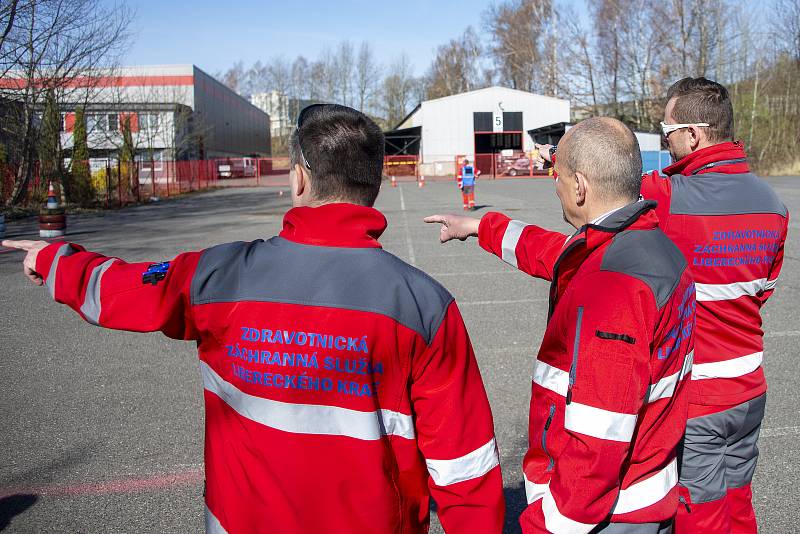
left=14, top=64, right=271, bottom=163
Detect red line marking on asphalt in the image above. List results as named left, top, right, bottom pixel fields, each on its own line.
left=0, top=467, right=203, bottom=499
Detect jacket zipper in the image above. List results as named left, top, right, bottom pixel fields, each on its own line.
left=566, top=306, right=584, bottom=405
left=547, top=237, right=586, bottom=321
left=543, top=403, right=556, bottom=471
left=679, top=495, right=691, bottom=513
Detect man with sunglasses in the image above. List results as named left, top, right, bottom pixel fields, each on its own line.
left=427, top=117, right=696, bottom=533
left=538, top=78, right=789, bottom=533
left=3, top=104, right=504, bottom=533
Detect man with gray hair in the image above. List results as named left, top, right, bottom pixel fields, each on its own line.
left=426, top=117, right=696, bottom=533
left=538, top=78, right=789, bottom=532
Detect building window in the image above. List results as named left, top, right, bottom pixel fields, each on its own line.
left=107, top=114, right=118, bottom=132
left=87, top=114, right=106, bottom=132
left=140, top=113, right=160, bottom=131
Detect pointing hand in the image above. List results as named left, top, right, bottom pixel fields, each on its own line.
left=423, top=215, right=480, bottom=243
left=1, top=239, right=50, bottom=285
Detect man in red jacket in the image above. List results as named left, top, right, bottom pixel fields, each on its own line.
left=427, top=117, right=695, bottom=533
left=3, top=104, right=504, bottom=534
left=536, top=78, right=789, bottom=533
left=643, top=78, right=787, bottom=533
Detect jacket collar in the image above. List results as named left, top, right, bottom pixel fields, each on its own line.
left=587, top=199, right=656, bottom=230
left=547, top=200, right=659, bottom=320
left=662, top=141, right=750, bottom=176
left=279, top=203, right=387, bottom=248
left=574, top=199, right=659, bottom=252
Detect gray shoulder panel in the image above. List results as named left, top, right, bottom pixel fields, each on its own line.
left=600, top=229, right=687, bottom=309
left=670, top=172, right=787, bottom=216
left=191, top=238, right=454, bottom=344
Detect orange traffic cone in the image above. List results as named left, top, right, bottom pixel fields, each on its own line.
left=391, top=176, right=397, bottom=188
left=418, top=175, right=425, bottom=188
left=46, top=182, right=59, bottom=209
left=40, top=181, right=66, bottom=238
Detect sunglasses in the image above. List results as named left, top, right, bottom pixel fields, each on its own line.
left=660, top=122, right=710, bottom=138
left=296, top=104, right=329, bottom=171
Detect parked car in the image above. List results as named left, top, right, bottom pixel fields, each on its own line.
left=216, top=157, right=257, bottom=178
left=497, top=156, right=532, bottom=176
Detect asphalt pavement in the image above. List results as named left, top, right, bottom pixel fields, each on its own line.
left=1, top=177, right=798, bottom=533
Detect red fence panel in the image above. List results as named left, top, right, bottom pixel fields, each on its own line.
left=383, top=155, right=419, bottom=183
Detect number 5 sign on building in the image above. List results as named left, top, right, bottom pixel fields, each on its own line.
left=493, top=113, right=503, bottom=132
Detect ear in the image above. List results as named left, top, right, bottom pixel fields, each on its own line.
left=575, top=171, right=588, bottom=206
left=293, top=163, right=307, bottom=196
left=687, top=125, right=704, bottom=150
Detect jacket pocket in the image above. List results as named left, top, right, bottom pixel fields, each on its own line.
left=542, top=403, right=556, bottom=472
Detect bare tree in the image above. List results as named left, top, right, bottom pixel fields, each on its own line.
left=0, top=0, right=19, bottom=57
left=486, top=0, right=555, bottom=94
left=590, top=0, right=625, bottom=117
left=560, top=6, right=600, bottom=116
left=222, top=61, right=245, bottom=94
left=290, top=55, right=310, bottom=102
left=776, top=0, right=800, bottom=63
left=245, top=60, right=269, bottom=96
left=334, top=41, right=354, bottom=107
left=425, top=26, right=482, bottom=99
left=618, top=0, right=667, bottom=129
left=381, top=55, right=416, bottom=129
left=1, top=0, right=131, bottom=206
left=355, top=42, right=380, bottom=113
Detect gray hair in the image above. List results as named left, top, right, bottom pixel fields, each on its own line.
left=560, top=117, right=642, bottom=202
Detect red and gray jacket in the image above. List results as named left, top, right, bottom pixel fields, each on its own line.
left=479, top=201, right=695, bottom=532
left=34, top=203, right=504, bottom=534
left=642, top=142, right=789, bottom=415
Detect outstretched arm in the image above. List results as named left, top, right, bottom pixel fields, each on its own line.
left=423, top=213, right=569, bottom=282
left=3, top=239, right=201, bottom=340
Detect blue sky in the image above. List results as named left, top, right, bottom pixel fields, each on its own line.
left=119, top=0, right=586, bottom=76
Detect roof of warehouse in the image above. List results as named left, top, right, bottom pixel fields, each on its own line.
left=394, top=86, right=570, bottom=130
left=422, top=86, right=569, bottom=106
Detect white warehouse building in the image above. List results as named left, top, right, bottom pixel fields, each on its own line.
left=389, top=86, right=571, bottom=176
left=387, top=86, right=670, bottom=177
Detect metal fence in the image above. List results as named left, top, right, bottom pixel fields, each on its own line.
left=1, top=157, right=298, bottom=208
left=0, top=153, right=559, bottom=208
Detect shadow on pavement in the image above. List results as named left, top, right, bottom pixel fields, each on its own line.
left=0, top=494, right=37, bottom=531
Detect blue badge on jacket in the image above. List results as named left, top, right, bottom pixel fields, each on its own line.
left=142, top=262, right=170, bottom=285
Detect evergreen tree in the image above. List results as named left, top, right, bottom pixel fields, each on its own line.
left=70, top=107, right=94, bottom=205
left=120, top=114, right=137, bottom=200
left=0, top=142, right=7, bottom=204
left=38, top=89, right=63, bottom=203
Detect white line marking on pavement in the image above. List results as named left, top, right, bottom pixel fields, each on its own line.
left=765, top=331, right=800, bottom=338
left=760, top=426, right=800, bottom=438
left=460, top=298, right=548, bottom=306
left=398, top=185, right=416, bottom=266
